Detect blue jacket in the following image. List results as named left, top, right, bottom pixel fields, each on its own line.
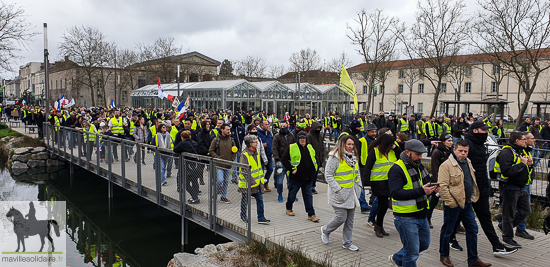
left=257, top=127, right=273, bottom=157
left=230, top=125, right=246, bottom=150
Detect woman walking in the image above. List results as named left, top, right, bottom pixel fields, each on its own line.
left=154, top=123, right=173, bottom=186
left=196, top=120, right=213, bottom=185
left=133, top=116, right=149, bottom=164
left=320, top=135, right=362, bottom=251
left=364, top=134, right=401, bottom=238
left=239, top=135, right=270, bottom=224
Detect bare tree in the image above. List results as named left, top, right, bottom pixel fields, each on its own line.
left=267, top=64, right=285, bottom=79
left=326, top=51, right=353, bottom=73
left=447, top=55, right=473, bottom=116
left=388, top=85, right=403, bottom=114
left=116, top=48, right=141, bottom=101
left=347, top=9, right=403, bottom=114
left=400, top=0, right=469, bottom=117
left=59, top=26, right=115, bottom=107
left=472, top=0, right=550, bottom=128
left=137, top=37, right=182, bottom=84
left=218, top=59, right=233, bottom=75
left=402, top=66, right=420, bottom=106
left=377, top=60, right=396, bottom=111
left=288, top=48, right=321, bottom=75
left=234, top=56, right=267, bottom=77
left=0, top=3, right=36, bottom=73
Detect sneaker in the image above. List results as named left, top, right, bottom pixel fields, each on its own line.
left=320, top=227, right=329, bottom=244
left=515, top=229, right=535, bottom=240
left=361, top=207, right=371, bottom=213
left=388, top=255, right=400, bottom=267
left=188, top=199, right=200, bottom=204
left=278, top=194, right=283, bottom=202
left=114, top=158, right=119, bottom=162
left=167, top=174, right=172, bottom=178
left=125, top=158, right=131, bottom=162
left=312, top=189, right=318, bottom=194
left=258, top=219, right=270, bottom=225
left=308, top=215, right=320, bottom=222
left=450, top=240, right=463, bottom=251
left=343, top=244, right=359, bottom=251
left=286, top=210, right=295, bottom=216
left=162, top=181, right=167, bottom=186
left=142, top=161, right=146, bottom=165
left=366, top=220, right=376, bottom=228
left=220, top=197, right=231, bottom=204
left=492, top=245, right=518, bottom=255
left=503, top=238, right=522, bottom=249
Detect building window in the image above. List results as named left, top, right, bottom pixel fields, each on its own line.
left=379, top=102, right=383, bottom=111
left=122, top=91, right=127, bottom=101
left=97, top=80, right=103, bottom=89
left=523, top=81, right=528, bottom=91
left=441, top=83, right=447, bottom=94
left=138, top=76, right=147, bottom=88
left=466, top=67, right=472, bottom=76
left=419, top=69, right=425, bottom=78
left=465, top=82, right=471, bottom=93
left=398, top=84, right=403, bottom=94
left=493, top=65, right=500, bottom=75
left=465, top=104, right=470, bottom=113
left=418, top=103, right=423, bottom=113
left=491, top=81, right=497, bottom=93
left=380, top=85, right=384, bottom=94
left=440, top=103, right=445, bottom=114
left=363, top=85, right=368, bottom=95
left=398, top=103, right=403, bottom=113
left=60, top=79, right=62, bottom=89
left=524, top=64, right=530, bottom=73
left=399, top=70, right=404, bottom=79
left=418, top=83, right=424, bottom=94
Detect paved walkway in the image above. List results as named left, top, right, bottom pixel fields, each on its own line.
left=11, top=123, right=550, bottom=266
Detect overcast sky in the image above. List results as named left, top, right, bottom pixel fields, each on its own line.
left=10, top=0, right=478, bottom=78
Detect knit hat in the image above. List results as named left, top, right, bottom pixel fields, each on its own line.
left=298, top=131, right=307, bottom=139
left=349, top=120, right=361, bottom=129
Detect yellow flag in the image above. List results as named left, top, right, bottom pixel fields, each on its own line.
left=339, top=65, right=358, bottom=114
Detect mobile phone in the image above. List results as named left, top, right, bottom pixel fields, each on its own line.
left=430, top=182, right=440, bottom=186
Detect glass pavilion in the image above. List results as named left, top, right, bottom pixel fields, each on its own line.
left=130, top=79, right=352, bottom=118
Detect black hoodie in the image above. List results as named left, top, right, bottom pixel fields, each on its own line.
left=306, top=121, right=325, bottom=166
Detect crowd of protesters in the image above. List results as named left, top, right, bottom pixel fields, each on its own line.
left=7, top=102, right=550, bottom=266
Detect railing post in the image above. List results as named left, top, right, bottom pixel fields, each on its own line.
left=107, top=137, right=113, bottom=198
left=63, top=127, right=67, bottom=158
left=209, top=160, right=217, bottom=231
left=247, top=165, right=252, bottom=241
left=179, top=154, right=185, bottom=216
left=155, top=147, right=162, bottom=205
left=121, top=138, right=126, bottom=187
left=70, top=129, right=74, bottom=162
left=77, top=129, right=82, bottom=166
left=137, top=143, right=142, bottom=196
left=96, top=134, right=100, bottom=174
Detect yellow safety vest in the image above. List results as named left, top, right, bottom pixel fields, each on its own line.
left=111, top=117, right=124, bottom=134
left=288, top=143, right=318, bottom=175
left=425, top=121, right=435, bottom=137
left=84, top=124, right=97, bottom=142
left=170, top=126, right=178, bottom=142
left=494, top=146, right=526, bottom=184
left=155, top=133, right=174, bottom=149
left=191, top=120, right=198, bottom=130
left=129, top=121, right=135, bottom=136
left=238, top=151, right=265, bottom=188
left=400, top=118, right=409, bottom=131
left=359, top=137, right=368, bottom=165
left=332, top=158, right=359, bottom=188
left=391, top=160, right=430, bottom=213
left=53, top=116, right=60, bottom=132
left=331, top=115, right=337, bottom=128
left=370, top=147, right=397, bottom=181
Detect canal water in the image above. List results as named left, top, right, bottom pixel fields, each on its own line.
left=0, top=166, right=229, bottom=267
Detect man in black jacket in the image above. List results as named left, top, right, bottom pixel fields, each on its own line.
left=497, top=131, right=532, bottom=249
left=518, top=117, right=531, bottom=132
left=281, top=131, right=319, bottom=222
left=464, top=121, right=517, bottom=255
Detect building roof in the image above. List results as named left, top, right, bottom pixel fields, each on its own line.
left=131, top=79, right=262, bottom=97
left=278, top=70, right=339, bottom=80
left=348, top=48, right=550, bottom=72
left=438, top=100, right=513, bottom=104
left=312, top=84, right=338, bottom=93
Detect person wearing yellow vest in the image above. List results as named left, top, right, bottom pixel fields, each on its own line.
left=364, top=134, right=400, bottom=238
left=397, top=113, right=410, bottom=138
left=320, top=135, right=362, bottom=251
left=513, top=132, right=536, bottom=240
left=387, top=139, right=439, bottom=267
left=79, top=120, right=97, bottom=161
left=133, top=116, right=148, bottom=165
left=330, top=112, right=342, bottom=142
left=495, top=131, right=532, bottom=249
left=281, top=131, right=320, bottom=222
left=108, top=110, right=128, bottom=162
left=155, top=123, right=174, bottom=186
left=238, top=135, right=270, bottom=224
left=323, top=112, right=331, bottom=139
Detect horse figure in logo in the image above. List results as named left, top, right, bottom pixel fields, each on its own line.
left=5, top=202, right=60, bottom=252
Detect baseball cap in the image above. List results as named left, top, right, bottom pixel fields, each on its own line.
left=470, top=121, right=489, bottom=130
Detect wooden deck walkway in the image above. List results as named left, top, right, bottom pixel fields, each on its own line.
left=10, top=124, right=550, bottom=266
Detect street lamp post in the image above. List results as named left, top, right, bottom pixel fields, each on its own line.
left=177, top=64, right=180, bottom=100
left=44, top=23, right=50, bottom=120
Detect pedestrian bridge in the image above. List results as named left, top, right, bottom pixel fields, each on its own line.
left=43, top=124, right=550, bottom=266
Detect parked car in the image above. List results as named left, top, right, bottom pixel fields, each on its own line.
left=495, top=114, right=514, bottom=123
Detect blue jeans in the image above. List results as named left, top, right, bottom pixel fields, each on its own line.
left=331, top=128, right=340, bottom=142
left=368, top=197, right=379, bottom=223
left=440, top=203, right=479, bottom=264
left=411, top=132, right=417, bottom=140
left=359, top=189, right=369, bottom=209
left=275, top=164, right=287, bottom=194
left=263, top=156, right=274, bottom=184
left=216, top=168, right=230, bottom=198
left=160, top=156, right=168, bottom=183
left=393, top=215, right=431, bottom=267
left=516, top=184, right=531, bottom=231
left=289, top=126, right=295, bottom=132
left=286, top=179, right=315, bottom=216
left=231, top=151, right=242, bottom=183
left=323, top=128, right=330, bottom=139
left=240, top=191, right=265, bottom=221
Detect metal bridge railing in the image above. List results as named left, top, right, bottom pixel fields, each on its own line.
left=43, top=123, right=254, bottom=244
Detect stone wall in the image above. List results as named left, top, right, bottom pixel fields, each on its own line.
left=9, top=146, right=66, bottom=176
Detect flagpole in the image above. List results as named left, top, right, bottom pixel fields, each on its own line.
left=44, top=23, right=50, bottom=119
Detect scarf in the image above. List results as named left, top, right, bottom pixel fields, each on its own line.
left=399, top=151, right=430, bottom=210
left=343, top=150, right=357, bottom=169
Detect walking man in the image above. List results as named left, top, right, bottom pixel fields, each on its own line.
left=209, top=123, right=237, bottom=204
left=439, top=140, right=491, bottom=267
left=272, top=121, right=296, bottom=202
